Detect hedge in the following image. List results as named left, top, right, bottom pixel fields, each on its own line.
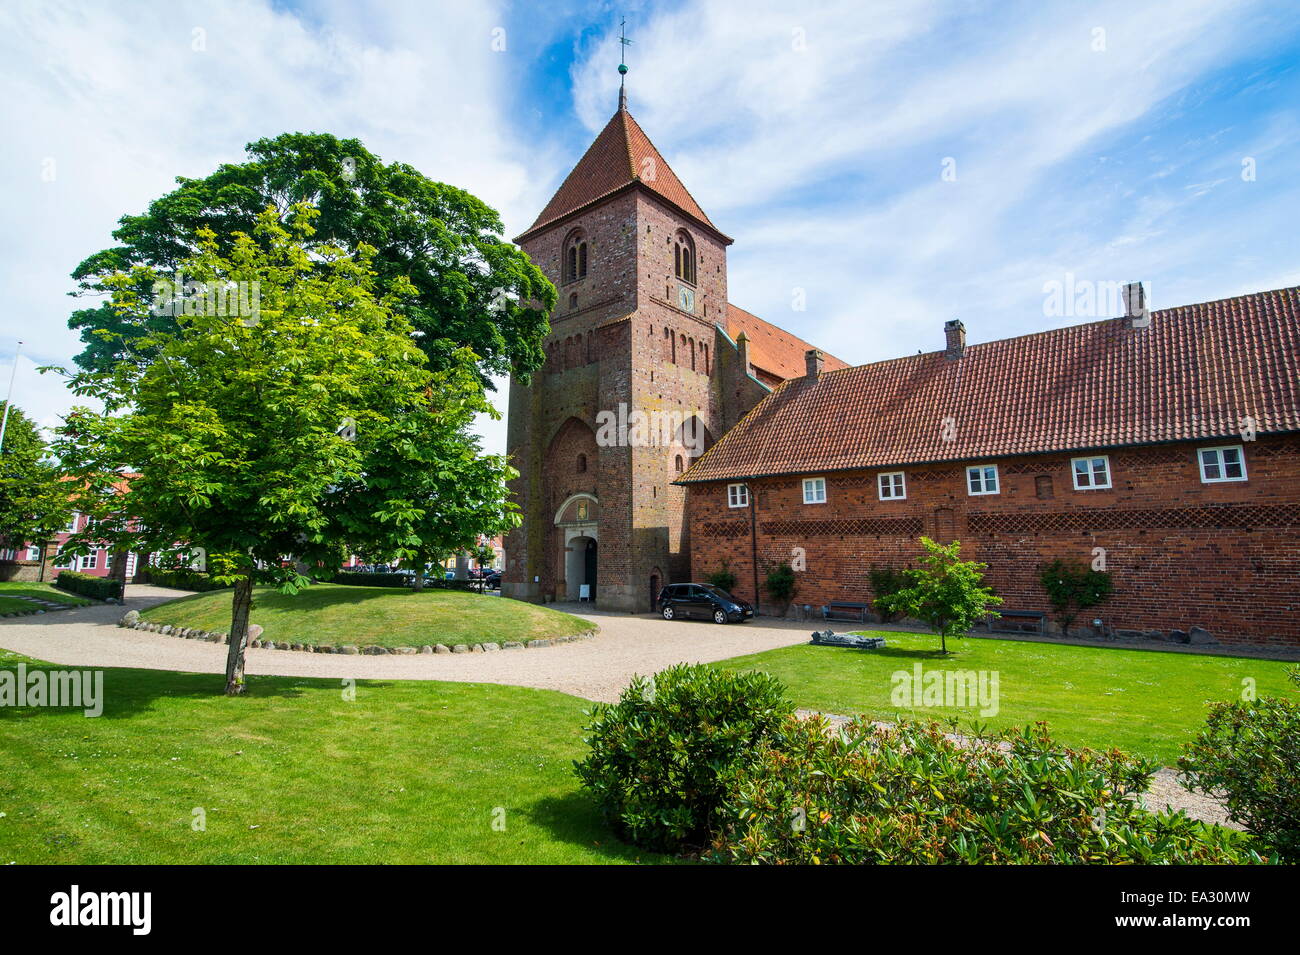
left=331, top=572, right=478, bottom=591
left=333, top=572, right=409, bottom=588
left=146, top=568, right=230, bottom=592
left=55, top=571, right=123, bottom=601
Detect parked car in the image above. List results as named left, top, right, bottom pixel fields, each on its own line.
left=658, top=583, right=753, bottom=624
left=484, top=571, right=502, bottom=589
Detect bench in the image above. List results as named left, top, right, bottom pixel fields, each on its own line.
left=987, top=609, right=1046, bottom=635
left=822, top=601, right=871, bottom=623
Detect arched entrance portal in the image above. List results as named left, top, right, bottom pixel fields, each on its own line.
left=566, top=536, right=598, bottom=601
left=555, top=492, right=599, bottom=602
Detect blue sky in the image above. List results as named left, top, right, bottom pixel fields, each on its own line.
left=2, top=0, right=1298, bottom=456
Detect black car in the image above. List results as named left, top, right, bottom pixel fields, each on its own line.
left=484, top=571, right=502, bottom=589
left=658, top=583, right=753, bottom=624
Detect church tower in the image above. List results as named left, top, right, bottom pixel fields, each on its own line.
left=503, top=82, right=843, bottom=612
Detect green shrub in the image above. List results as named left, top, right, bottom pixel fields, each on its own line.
left=1039, top=559, right=1113, bottom=630
left=1178, top=676, right=1300, bottom=862
left=417, top=577, right=476, bottom=592
left=333, top=572, right=409, bottom=588
left=868, top=565, right=909, bottom=622
left=705, top=561, right=738, bottom=593
left=763, top=562, right=797, bottom=605
left=55, top=571, right=122, bottom=601
left=710, top=716, right=1265, bottom=865
left=574, top=664, right=795, bottom=853
left=146, top=568, right=230, bottom=591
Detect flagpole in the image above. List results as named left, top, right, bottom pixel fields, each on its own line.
left=0, top=340, right=21, bottom=455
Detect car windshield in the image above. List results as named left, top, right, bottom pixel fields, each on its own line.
left=700, top=585, right=736, bottom=601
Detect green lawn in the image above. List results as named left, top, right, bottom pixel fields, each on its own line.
left=712, top=632, right=1297, bottom=764
left=0, top=582, right=91, bottom=608
left=0, top=649, right=652, bottom=864
left=140, top=584, right=592, bottom=648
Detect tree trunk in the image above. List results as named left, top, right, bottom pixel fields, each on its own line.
left=224, top=573, right=254, bottom=695
left=412, top=559, right=426, bottom=591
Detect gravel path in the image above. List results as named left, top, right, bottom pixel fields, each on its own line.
left=0, top=586, right=811, bottom=702
left=0, top=586, right=1236, bottom=828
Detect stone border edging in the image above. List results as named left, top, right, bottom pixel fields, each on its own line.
left=117, top=610, right=598, bottom=654
left=1, top=597, right=82, bottom=618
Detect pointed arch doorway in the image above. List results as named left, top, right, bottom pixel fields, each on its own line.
left=556, top=493, right=599, bottom=602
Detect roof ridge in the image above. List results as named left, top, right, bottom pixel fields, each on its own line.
left=820, top=284, right=1300, bottom=376
left=679, top=284, right=1300, bottom=484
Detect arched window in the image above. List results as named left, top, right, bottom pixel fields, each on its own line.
left=674, top=454, right=684, bottom=473
left=674, top=230, right=695, bottom=284
left=563, top=229, right=588, bottom=283
left=568, top=292, right=578, bottom=310
left=577, top=453, right=587, bottom=474
left=689, top=338, right=696, bottom=372
left=700, top=343, right=709, bottom=375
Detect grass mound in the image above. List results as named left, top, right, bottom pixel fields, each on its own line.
left=140, top=583, right=592, bottom=648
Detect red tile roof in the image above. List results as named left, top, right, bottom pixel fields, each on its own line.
left=516, top=106, right=723, bottom=242
left=680, top=286, right=1300, bottom=483
left=725, top=304, right=849, bottom=382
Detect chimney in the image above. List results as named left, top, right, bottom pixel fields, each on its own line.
left=944, top=319, right=966, bottom=359
left=805, top=348, right=824, bottom=378
left=735, top=330, right=751, bottom=373
left=1123, top=281, right=1150, bottom=328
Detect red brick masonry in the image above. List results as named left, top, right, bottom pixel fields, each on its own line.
left=686, top=435, right=1300, bottom=646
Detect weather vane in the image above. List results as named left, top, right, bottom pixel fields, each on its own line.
left=618, top=15, right=632, bottom=102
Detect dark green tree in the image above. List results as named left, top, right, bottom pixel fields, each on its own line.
left=0, top=407, right=71, bottom=557
left=328, top=355, right=520, bottom=592
left=68, top=132, right=555, bottom=383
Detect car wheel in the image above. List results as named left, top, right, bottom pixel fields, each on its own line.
left=713, top=608, right=728, bottom=625
left=662, top=605, right=674, bottom=620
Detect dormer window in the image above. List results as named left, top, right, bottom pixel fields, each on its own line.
left=563, top=229, right=588, bottom=283
left=674, top=230, right=695, bottom=285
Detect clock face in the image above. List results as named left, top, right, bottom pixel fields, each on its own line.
left=677, top=285, right=695, bottom=313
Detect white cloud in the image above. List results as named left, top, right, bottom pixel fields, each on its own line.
left=569, top=0, right=1300, bottom=365
left=2, top=0, right=1297, bottom=462
left=0, top=0, right=554, bottom=454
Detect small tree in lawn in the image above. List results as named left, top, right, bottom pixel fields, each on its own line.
left=51, top=204, right=432, bottom=694
left=0, top=406, right=71, bottom=559
left=471, top=544, right=497, bottom=570
left=328, top=354, right=519, bottom=592
left=876, top=537, right=1003, bottom=654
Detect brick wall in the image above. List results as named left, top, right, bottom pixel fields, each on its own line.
left=504, top=185, right=773, bottom=612
left=686, top=434, right=1300, bottom=645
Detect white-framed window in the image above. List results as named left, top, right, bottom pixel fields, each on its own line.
left=1071, top=455, right=1112, bottom=490
left=65, top=511, right=80, bottom=533
left=878, top=471, right=906, bottom=500
left=0, top=548, right=13, bottom=561
left=1198, top=445, right=1247, bottom=483
left=966, top=465, right=1000, bottom=496
left=802, top=477, right=827, bottom=504
left=727, top=483, right=750, bottom=508
left=79, top=551, right=98, bottom=570
left=26, top=545, right=40, bottom=561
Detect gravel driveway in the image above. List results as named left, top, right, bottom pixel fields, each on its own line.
left=0, top=586, right=810, bottom=702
